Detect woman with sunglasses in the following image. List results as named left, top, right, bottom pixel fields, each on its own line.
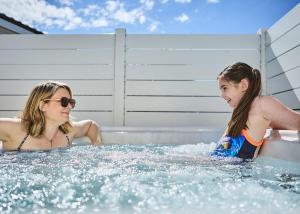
left=0, top=81, right=102, bottom=151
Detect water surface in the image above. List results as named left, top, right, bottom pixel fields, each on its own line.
left=0, top=143, right=299, bottom=214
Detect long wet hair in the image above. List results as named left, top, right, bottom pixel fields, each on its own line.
left=21, top=81, right=73, bottom=137
left=218, top=62, right=262, bottom=137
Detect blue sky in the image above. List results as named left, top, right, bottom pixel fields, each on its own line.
left=0, top=0, right=299, bottom=34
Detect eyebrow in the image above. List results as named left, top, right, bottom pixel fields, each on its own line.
left=219, top=84, right=227, bottom=90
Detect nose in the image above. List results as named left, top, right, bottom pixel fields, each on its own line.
left=219, top=90, right=224, bottom=98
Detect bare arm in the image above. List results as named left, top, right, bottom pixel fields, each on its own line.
left=73, top=120, right=102, bottom=146
left=261, top=96, right=300, bottom=130
left=0, top=118, right=20, bottom=142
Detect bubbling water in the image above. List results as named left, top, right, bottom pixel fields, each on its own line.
left=0, top=143, right=299, bottom=214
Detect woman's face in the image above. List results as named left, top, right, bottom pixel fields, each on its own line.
left=42, top=88, right=73, bottom=125
left=218, top=78, right=248, bottom=109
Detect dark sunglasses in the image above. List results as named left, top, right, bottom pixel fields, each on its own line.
left=44, top=97, right=76, bottom=108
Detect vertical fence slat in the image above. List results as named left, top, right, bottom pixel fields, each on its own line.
left=113, top=28, right=126, bottom=125
left=258, top=29, right=267, bottom=95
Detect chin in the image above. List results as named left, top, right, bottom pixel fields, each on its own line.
left=60, top=117, right=69, bottom=124
left=61, top=114, right=69, bottom=119
left=229, top=104, right=236, bottom=109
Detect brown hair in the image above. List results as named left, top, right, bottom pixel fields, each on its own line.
left=21, top=81, right=73, bottom=137
left=218, top=62, right=261, bottom=137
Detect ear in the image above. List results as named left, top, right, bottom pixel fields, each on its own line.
left=39, top=100, right=47, bottom=112
left=240, top=78, right=249, bottom=92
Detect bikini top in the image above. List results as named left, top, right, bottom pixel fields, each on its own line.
left=241, top=129, right=264, bottom=147
left=17, top=133, right=71, bottom=151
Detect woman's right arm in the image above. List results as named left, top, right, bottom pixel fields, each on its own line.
left=0, top=118, right=20, bottom=142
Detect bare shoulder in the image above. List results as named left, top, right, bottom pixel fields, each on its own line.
left=249, top=96, right=276, bottom=114
left=0, top=118, right=22, bottom=128
left=259, top=96, right=300, bottom=130
left=259, top=96, right=283, bottom=113
left=259, top=95, right=278, bottom=105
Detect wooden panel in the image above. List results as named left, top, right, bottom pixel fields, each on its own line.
left=0, top=111, right=114, bottom=126
left=126, top=81, right=219, bottom=96
left=0, top=80, right=114, bottom=95
left=65, top=96, right=114, bottom=111
left=272, top=88, right=300, bottom=110
left=126, top=49, right=259, bottom=65
left=0, top=111, right=22, bottom=118
left=267, top=67, right=300, bottom=94
left=127, top=35, right=259, bottom=49
left=0, top=96, right=25, bottom=110
left=0, top=64, right=113, bottom=79
left=71, top=112, right=114, bottom=126
left=266, top=24, right=300, bottom=61
left=0, top=49, right=114, bottom=64
left=126, top=64, right=227, bottom=80
left=0, top=35, right=114, bottom=49
left=125, top=97, right=231, bottom=112
left=266, top=45, right=300, bottom=78
left=0, top=96, right=113, bottom=111
left=114, top=28, right=126, bottom=126
left=266, top=4, right=300, bottom=45
left=125, top=112, right=230, bottom=128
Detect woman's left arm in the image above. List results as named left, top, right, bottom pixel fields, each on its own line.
left=261, top=96, right=300, bottom=130
left=73, top=120, right=102, bottom=146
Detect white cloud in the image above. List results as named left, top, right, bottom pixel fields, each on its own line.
left=58, top=0, right=75, bottom=6
left=105, top=0, right=120, bottom=12
left=0, top=0, right=154, bottom=31
left=148, top=21, right=159, bottom=32
left=80, top=1, right=149, bottom=27
left=90, top=18, right=109, bottom=27
left=140, top=0, right=155, bottom=10
left=64, top=16, right=83, bottom=30
left=139, top=15, right=146, bottom=24
left=161, top=0, right=169, bottom=3
left=114, top=10, right=135, bottom=24
left=81, top=4, right=102, bottom=16
left=113, top=8, right=144, bottom=24
left=174, top=13, right=189, bottom=23
left=207, top=0, right=220, bottom=3
left=174, top=0, right=191, bottom=4
left=0, top=0, right=83, bottom=30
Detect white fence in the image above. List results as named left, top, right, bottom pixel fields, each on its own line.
left=124, top=34, right=260, bottom=127
left=0, top=31, right=261, bottom=128
left=1, top=3, right=299, bottom=127
left=0, top=34, right=116, bottom=125
left=265, top=3, right=300, bottom=111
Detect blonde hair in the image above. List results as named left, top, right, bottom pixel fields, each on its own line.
left=21, top=81, right=73, bottom=137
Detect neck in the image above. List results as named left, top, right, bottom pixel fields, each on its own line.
left=43, top=124, right=60, bottom=144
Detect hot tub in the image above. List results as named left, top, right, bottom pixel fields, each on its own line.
left=0, top=127, right=299, bottom=214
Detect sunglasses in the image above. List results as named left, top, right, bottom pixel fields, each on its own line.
left=44, top=97, right=76, bottom=109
